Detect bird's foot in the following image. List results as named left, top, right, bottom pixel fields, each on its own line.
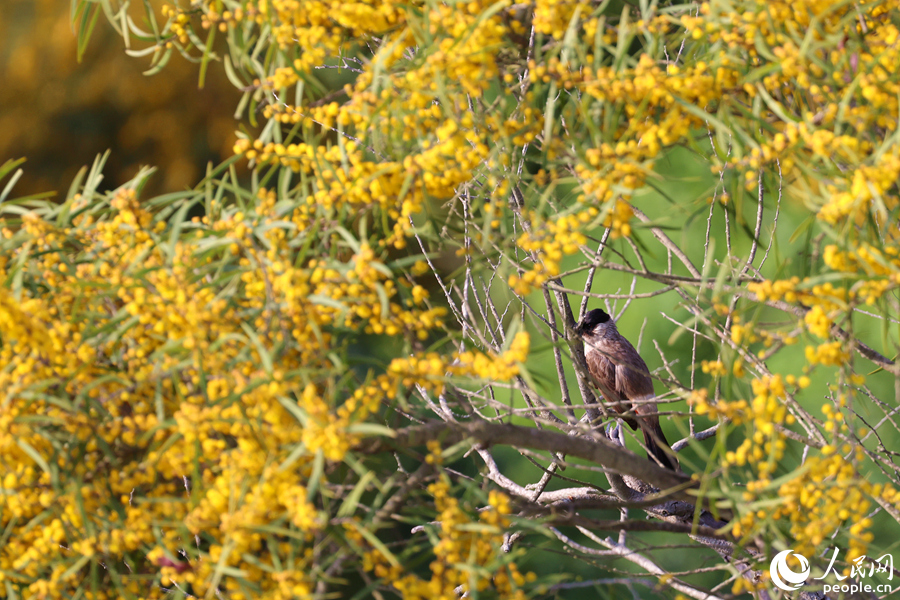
left=604, top=421, right=625, bottom=447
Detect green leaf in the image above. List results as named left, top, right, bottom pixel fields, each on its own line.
left=0, top=158, right=26, bottom=186
left=61, top=555, right=92, bottom=581
left=348, top=521, right=401, bottom=567
left=0, top=168, right=23, bottom=205
left=224, top=54, right=247, bottom=89
left=15, top=439, right=51, bottom=475
left=73, top=0, right=102, bottom=63
left=278, top=396, right=309, bottom=426
left=240, top=322, right=274, bottom=374
left=337, top=470, right=377, bottom=517
left=345, top=423, right=396, bottom=437
left=143, top=46, right=173, bottom=76
left=306, top=449, right=325, bottom=502
left=164, top=197, right=198, bottom=260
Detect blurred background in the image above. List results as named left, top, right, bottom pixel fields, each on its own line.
left=0, top=0, right=243, bottom=199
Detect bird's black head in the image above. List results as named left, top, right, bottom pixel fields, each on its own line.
left=575, top=308, right=611, bottom=335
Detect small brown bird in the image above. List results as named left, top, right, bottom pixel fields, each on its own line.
left=575, top=308, right=679, bottom=471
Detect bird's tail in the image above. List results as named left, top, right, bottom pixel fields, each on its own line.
left=641, top=421, right=680, bottom=472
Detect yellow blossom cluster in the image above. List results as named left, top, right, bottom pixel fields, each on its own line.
left=222, top=0, right=542, bottom=254
left=231, top=140, right=416, bottom=248
left=419, top=0, right=511, bottom=98
left=0, top=180, right=491, bottom=598
left=162, top=0, right=900, bottom=309
left=816, top=148, right=900, bottom=227
left=691, top=375, right=799, bottom=481
left=508, top=212, right=591, bottom=294
left=804, top=305, right=832, bottom=339
left=526, top=0, right=900, bottom=300
left=719, top=310, right=799, bottom=359
left=753, top=388, right=900, bottom=564
left=757, top=397, right=900, bottom=568
left=601, top=199, right=635, bottom=238
left=537, top=48, right=741, bottom=242
left=235, top=106, right=536, bottom=249
left=677, top=0, right=900, bottom=205
left=703, top=371, right=896, bottom=564
left=532, top=0, right=592, bottom=39
left=35, top=0, right=900, bottom=593
left=747, top=277, right=806, bottom=304
left=160, top=4, right=192, bottom=45
left=362, top=451, right=534, bottom=599
left=748, top=240, right=899, bottom=370
left=748, top=276, right=859, bottom=350
left=718, top=254, right=899, bottom=568
left=389, top=331, right=530, bottom=393
left=805, top=341, right=850, bottom=367
left=309, top=242, right=447, bottom=337
left=771, top=452, right=884, bottom=564
left=0, top=284, right=56, bottom=359
left=700, top=360, right=728, bottom=377
left=823, top=243, right=900, bottom=304
left=162, top=0, right=405, bottom=73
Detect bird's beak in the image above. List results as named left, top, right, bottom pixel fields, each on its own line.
left=573, top=320, right=585, bottom=336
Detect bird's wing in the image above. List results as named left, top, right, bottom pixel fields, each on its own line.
left=614, top=354, right=655, bottom=403
left=585, top=348, right=618, bottom=400
left=587, top=349, right=638, bottom=429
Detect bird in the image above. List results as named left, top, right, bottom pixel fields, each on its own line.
left=574, top=308, right=679, bottom=472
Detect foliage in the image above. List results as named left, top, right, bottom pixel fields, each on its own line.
left=3, top=0, right=900, bottom=598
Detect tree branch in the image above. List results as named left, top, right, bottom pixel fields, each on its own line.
left=355, top=419, right=697, bottom=495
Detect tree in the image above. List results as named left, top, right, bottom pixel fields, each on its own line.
left=3, top=0, right=900, bottom=598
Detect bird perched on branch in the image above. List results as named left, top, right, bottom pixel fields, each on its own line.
left=574, top=308, right=679, bottom=472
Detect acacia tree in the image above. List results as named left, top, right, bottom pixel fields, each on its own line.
left=3, top=0, right=900, bottom=598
